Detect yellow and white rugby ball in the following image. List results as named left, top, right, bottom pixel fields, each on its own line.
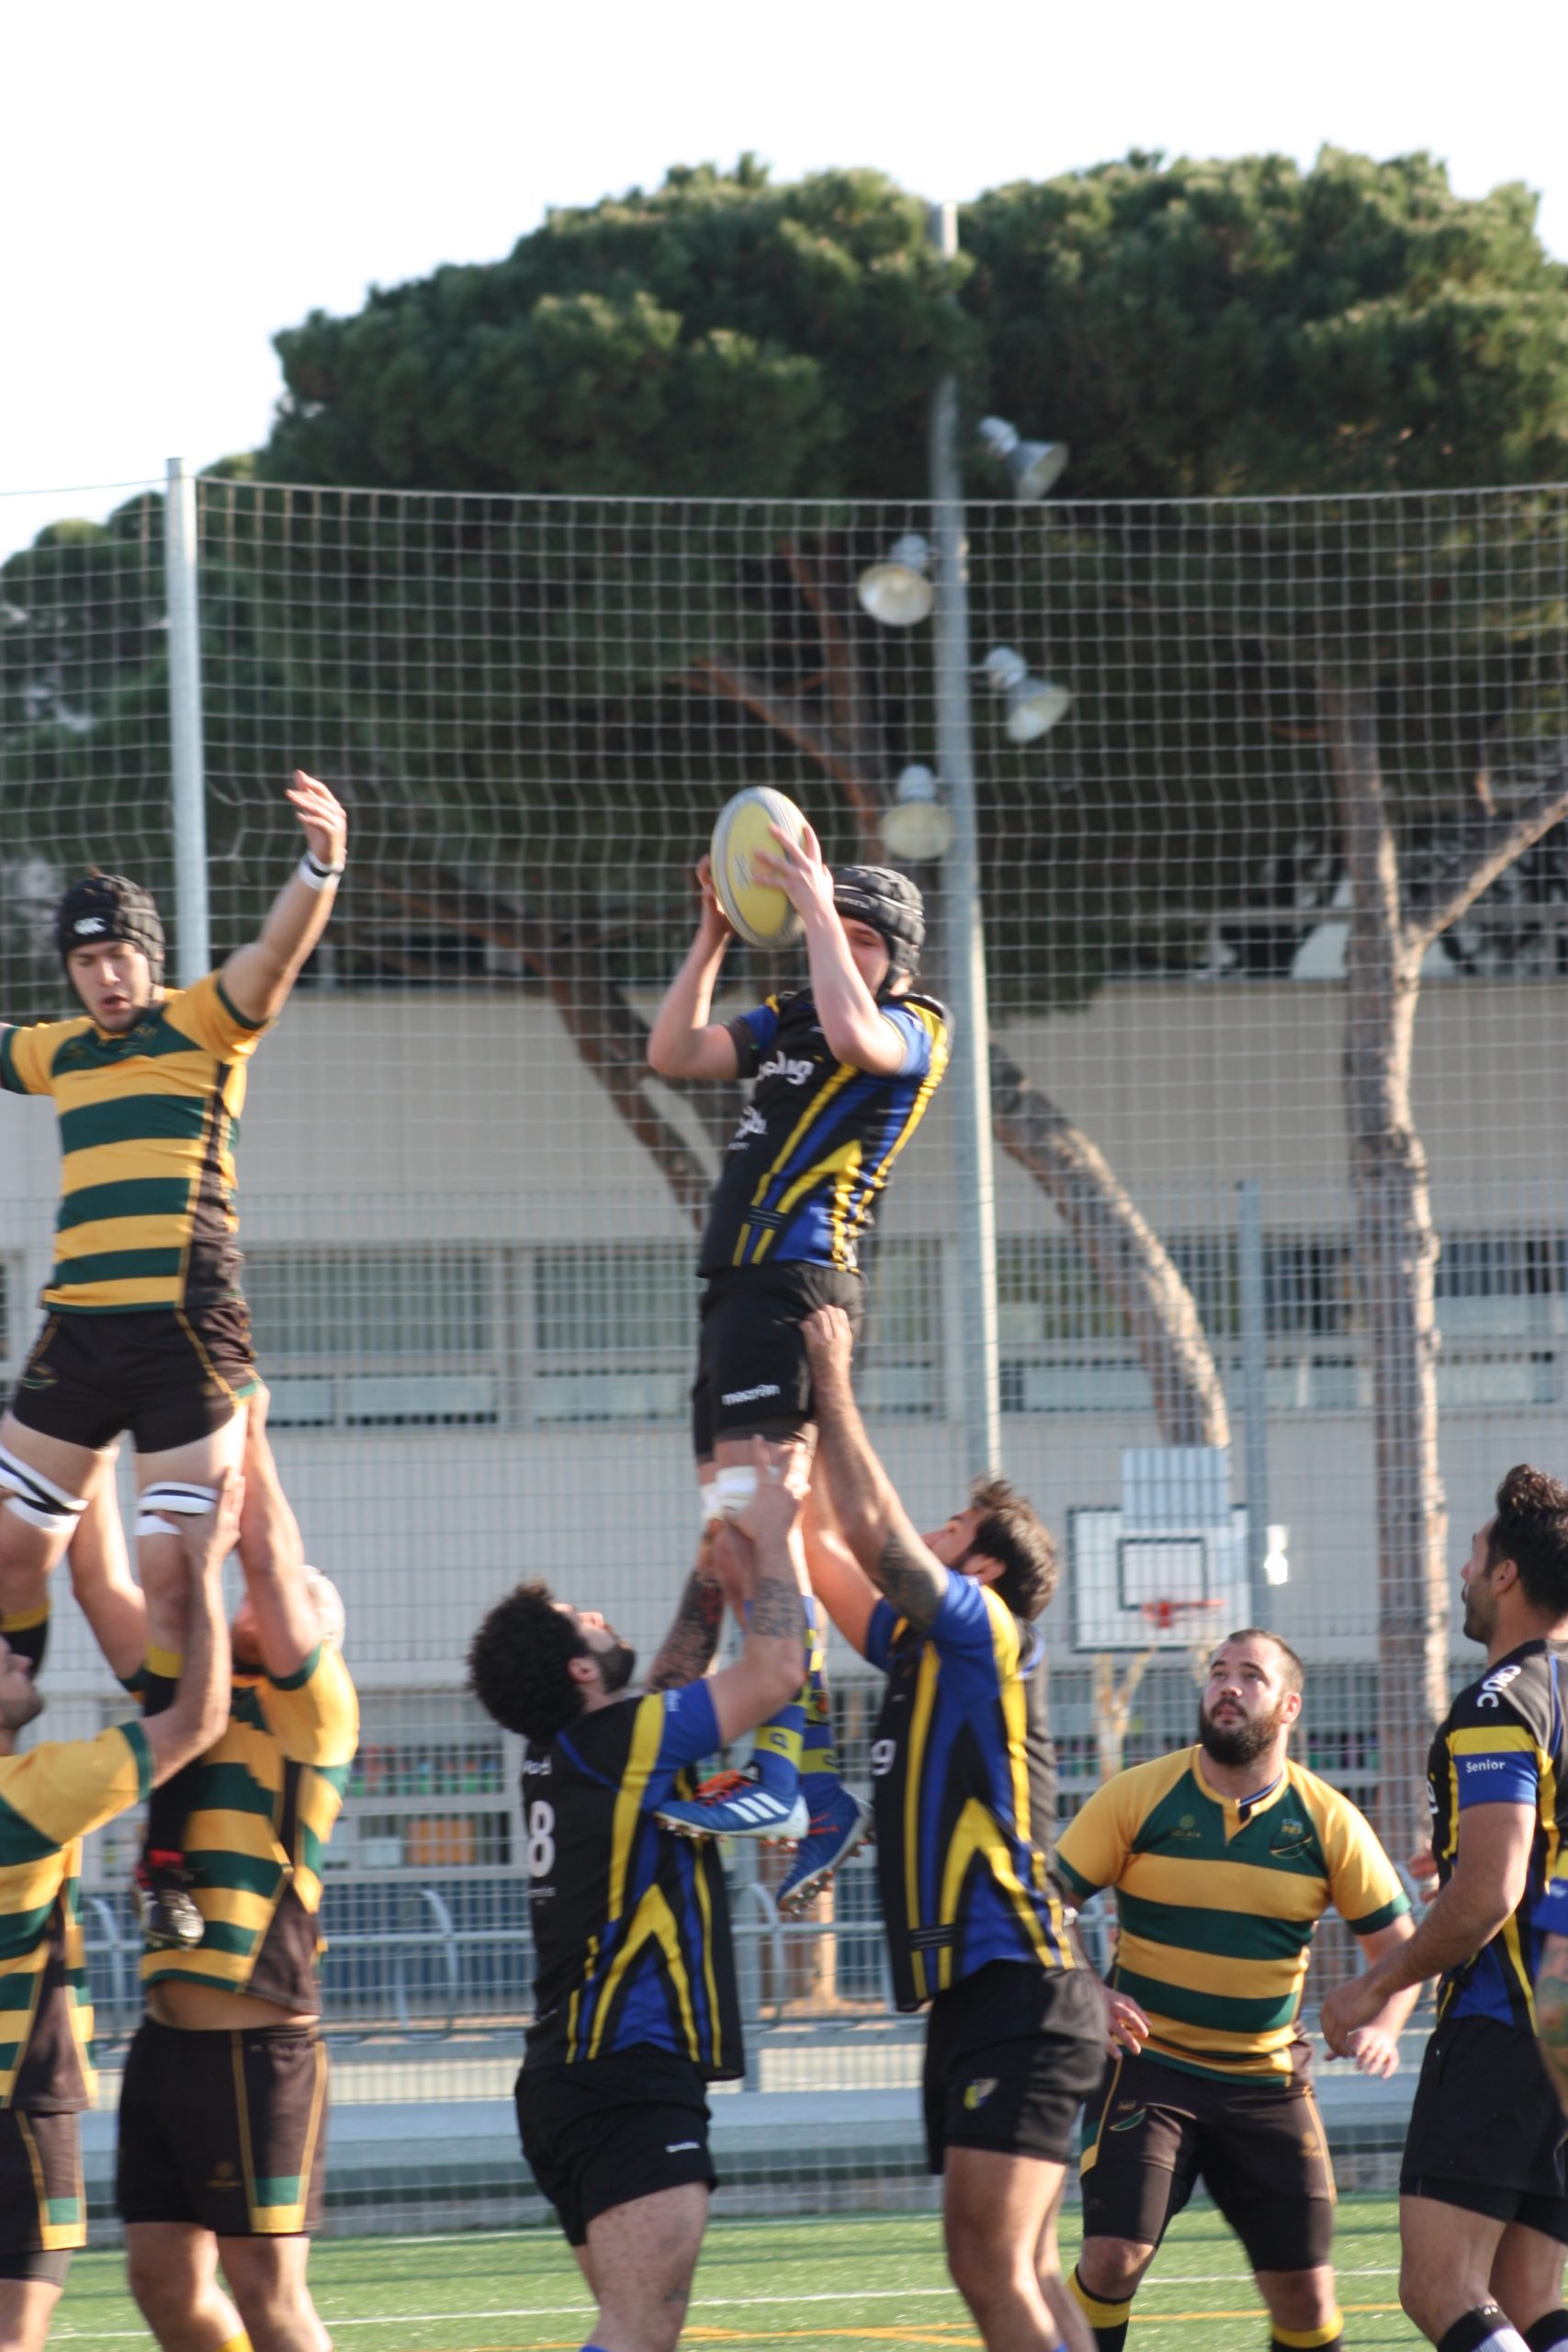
left=710, top=787, right=807, bottom=950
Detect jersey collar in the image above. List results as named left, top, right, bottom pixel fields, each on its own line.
left=1191, top=1746, right=1290, bottom=1837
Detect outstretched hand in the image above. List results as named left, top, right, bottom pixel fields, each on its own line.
left=802, top=1304, right=856, bottom=1390
left=730, top=1435, right=811, bottom=1547
left=752, top=821, right=835, bottom=925
left=287, top=771, right=347, bottom=869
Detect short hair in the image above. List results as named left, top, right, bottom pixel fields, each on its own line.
left=1214, top=1628, right=1304, bottom=1698
left=1486, top=1465, right=1568, bottom=1615
left=468, top=1581, right=588, bottom=1748
left=967, top=1476, right=1059, bottom=1622
left=300, top=1565, right=345, bottom=1651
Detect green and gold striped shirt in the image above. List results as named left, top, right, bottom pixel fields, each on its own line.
left=0, top=1723, right=152, bottom=2108
left=0, top=973, right=270, bottom=1312
left=1055, top=1747, right=1408, bottom=2081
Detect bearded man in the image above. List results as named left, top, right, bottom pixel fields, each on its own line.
left=1055, top=1629, right=1416, bottom=2352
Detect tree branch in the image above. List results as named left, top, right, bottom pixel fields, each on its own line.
left=363, top=865, right=734, bottom=1227
left=678, top=654, right=886, bottom=843
left=1403, top=748, right=1568, bottom=956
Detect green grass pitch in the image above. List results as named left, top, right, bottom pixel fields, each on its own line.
left=51, top=2196, right=1420, bottom=2348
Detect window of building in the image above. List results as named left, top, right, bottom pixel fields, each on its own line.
left=246, top=1245, right=502, bottom=1427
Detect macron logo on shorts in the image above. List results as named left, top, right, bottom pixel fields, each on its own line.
left=722, top=1382, right=781, bottom=1407
left=666, top=2141, right=700, bottom=2153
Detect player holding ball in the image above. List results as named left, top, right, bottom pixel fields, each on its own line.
left=648, top=793, right=948, bottom=1910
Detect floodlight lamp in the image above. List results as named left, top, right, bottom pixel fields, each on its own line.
left=1263, top=1524, right=1291, bottom=1588
left=978, top=415, right=1068, bottom=502
left=880, top=763, right=955, bottom=862
left=980, top=646, right=1072, bottom=744
left=856, top=534, right=934, bottom=628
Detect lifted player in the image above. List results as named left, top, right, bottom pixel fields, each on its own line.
left=648, top=828, right=947, bottom=1906
left=0, top=771, right=345, bottom=1945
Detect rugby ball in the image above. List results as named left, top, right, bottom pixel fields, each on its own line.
left=710, top=788, right=807, bottom=950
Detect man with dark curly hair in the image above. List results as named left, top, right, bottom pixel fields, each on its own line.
left=468, top=1440, right=807, bottom=2352
left=1324, top=1464, right=1568, bottom=2352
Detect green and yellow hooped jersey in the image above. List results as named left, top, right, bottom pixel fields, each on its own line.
left=0, top=973, right=269, bottom=1312
left=1055, top=1747, right=1408, bottom=2080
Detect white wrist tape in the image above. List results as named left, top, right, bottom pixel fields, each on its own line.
left=298, top=851, right=344, bottom=893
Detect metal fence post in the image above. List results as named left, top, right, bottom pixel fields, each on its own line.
left=1237, top=1178, right=1269, bottom=1611
left=928, top=199, right=1002, bottom=1479
left=164, top=455, right=209, bottom=981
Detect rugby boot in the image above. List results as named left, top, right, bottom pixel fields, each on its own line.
left=778, top=1785, right=874, bottom=1915
left=656, top=1766, right=809, bottom=1843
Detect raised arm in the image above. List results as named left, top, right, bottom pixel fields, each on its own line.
left=802, top=1306, right=951, bottom=1630
left=646, top=857, right=742, bottom=1082
left=233, top=1388, right=321, bottom=1680
left=705, top=1439, right=808, bottom=1744
left=754, top=825, right=908, bottom=1074
left=141, top=1475, right=238, bottom=1782
left=220, top=772, right=347, bottom=1026
left=644, top=1527, right=728, bottom=1692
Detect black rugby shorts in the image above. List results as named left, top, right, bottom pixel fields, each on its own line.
left=8, top=1303, right=258, bottom=1454
left=1400, top=2012, right=1568, bottom=2240
left=923, top=1960, right=1107, bottom=2172
left=691, top=1264, right=863, bottom=1461
left=517, top=2048, right=716, bottom=2246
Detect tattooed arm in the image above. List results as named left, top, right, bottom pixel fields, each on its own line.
left=1539, top=1932, right=1568, bottom=2118
left=644, top=1532, right=727, bottom=1692
left=803, top=1306, right=950, bottom=1632
left=706, top=1438, right=809, bottom=1746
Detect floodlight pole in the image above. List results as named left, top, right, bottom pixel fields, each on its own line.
left=164, top=456, right=210, bottom=982
left=928, top=201, right=1002, bottom=1479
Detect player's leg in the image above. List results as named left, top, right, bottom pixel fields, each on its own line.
left=0, top=2275, right=67, bottom=2352
left=1487, top=2212, right=1568, bottom=2339
left=944, top=2149, right=1092, bottom=2350
left=0, top=2109, right=81, bottom=2352
left=1071, top=2051, right=1199, bottom=2350
left=124, top=2222, right=250, bottom=2352
left=130, top=1415, right=247, bottom=1945
left=581, top=2183, right=710, bottom=2352
left=1211, top=2077, right=1342, bottom=2351
left=1399, top=2194, right=1519, bottom=2346
left=214, top=2236, right=328, bottom=2352
left=0, top=1413, right=102, bottom=1671
left=776, top=1472, right=873, bottom=1912
left=660, top=1278, right=807, bottom=1840
left=928, top=1967, right=1106, bottom=2350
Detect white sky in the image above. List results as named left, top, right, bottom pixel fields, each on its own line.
left=5, top=0, right=1567, bottom=562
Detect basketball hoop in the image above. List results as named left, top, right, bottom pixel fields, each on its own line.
left=1138, top=1597, right=1224, bottom=1639
left=1139, top=1596, right=1226, bottom=1688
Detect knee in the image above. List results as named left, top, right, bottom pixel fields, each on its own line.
left=1076, top=2236, right=1152, bottom=2301
left=126, top=2245, right=187, bottom=2332
left=1256, top=2268, right=1337, bottom=2333
left=946, top=2236, right=1031, bottom=2318
left=233, top=2279, right=327, bottom=2352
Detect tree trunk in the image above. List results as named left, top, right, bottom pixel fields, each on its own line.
left=1325, top=681, right=1450, bottom=1848
left=990, top=1043, right=1232, bottom=1449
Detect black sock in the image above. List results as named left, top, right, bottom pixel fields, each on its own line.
left=0, top=1604, right=49, bottom=1676
left=1524, top=2314, right=1568, bottom=2352
left=139, top=1664, right=189, bottom=1870
left=1068, top=2266, right=1134, bottom=2352
left=1438, top=2305, right=1530, bottom=2352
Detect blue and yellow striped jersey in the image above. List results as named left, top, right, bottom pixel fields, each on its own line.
left=0, top=974, right=270, bottom=1313
left=524, top=1682, right=743, bottom=2079
left=141, top=1645, right=358, bottom=2009
left=864, top=1577, right=1078, bottom=2012
left=1427, top=1639, right=1568, bottom=2030
left=0, top=1722, right=152, bottom=2108
left=699, top=988, right=949, bottom=1275
left=1055, top=1747, right=1408, bottom=2081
